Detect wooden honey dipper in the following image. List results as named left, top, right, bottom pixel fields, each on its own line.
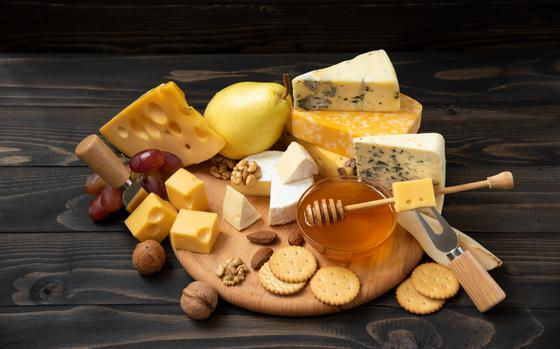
left=304, top=171, right=514, bottom=227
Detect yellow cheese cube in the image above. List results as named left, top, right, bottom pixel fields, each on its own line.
left=165, top=168, right=208, bottom=211
left=100, top=82, right=225, bottom=166
left=170, top=209, right=220, bottom=254
left=125, top=187, right=149, bottom=213
left=288, top=94, right=422, bottom=157
left=125, top=193, right=178, bottom=242
left=392, top=178, right=436, bottom=213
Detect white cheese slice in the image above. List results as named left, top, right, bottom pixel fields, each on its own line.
left=276, top=142, right=318, bottom=184
left=230, top=151, right=283, bottom=196
left=222, top=185, right=261, bottom=231
left=353, top=133, right=446, bottom=212
left=269, top=171, right=314, bottom=226
left=292, top=50, right=400, bottom=112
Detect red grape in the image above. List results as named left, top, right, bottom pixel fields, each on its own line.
left=141, top=171, right=168, bottom=200
left=160, top=151, right=183, bottom=178
left=129, top=149, right=165, bottom=173
left=88, top=195, right=111, bottom=221
left=84, top=173, right=106, bottom=195
left=100, top=186, right=123, bottom=212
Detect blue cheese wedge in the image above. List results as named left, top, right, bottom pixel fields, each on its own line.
left=353, top=133, right=446, bottom=212
left=292, top=50, right=400, bottom=112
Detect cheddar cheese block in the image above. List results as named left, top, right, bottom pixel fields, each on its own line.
left=100, top=82, right=225, bottom=166
left=289, top=94, right=422, bottom=157
left=292, top=50, right=400, bottom=112
left=353, top=133, right=445, bottom=212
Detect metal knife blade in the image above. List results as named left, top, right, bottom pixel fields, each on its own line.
left=414, top=207, right=460, bottom=258
left=122, top=178, right=144, bottom=210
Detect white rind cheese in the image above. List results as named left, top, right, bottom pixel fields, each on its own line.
left=276, top=142, right=318, bottom=184
left=292, top=50, right=400, bottom=112
left=222, top=185, right=261, bottom=231
left=230, top=151, right=283, bottom=196
left=353, top=133, right=446, bottom=212
left=269, top=172, right=314, bottom=226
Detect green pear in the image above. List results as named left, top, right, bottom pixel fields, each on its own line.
left=204, top=81, right=292, bottom=159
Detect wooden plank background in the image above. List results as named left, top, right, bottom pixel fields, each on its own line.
left=0, top=52, right=559, bottom=347
left=0, top=0, right=559, bottom=53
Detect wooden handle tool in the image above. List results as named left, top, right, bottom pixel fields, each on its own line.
left=304, top=172, right=514, bottom=226
left=74, top=134, right=131, bottom=188
left=416, top=208, right=505, bottom=312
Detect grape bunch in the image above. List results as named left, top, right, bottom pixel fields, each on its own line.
left=84, top=149, right=183, bottom=221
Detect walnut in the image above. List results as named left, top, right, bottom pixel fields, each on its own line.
left=209, top=155, right=236, bottom=180
left=132, top=240, right=166, bottom=275
left=231, top=160, right=262, bottom=187
left=215, top=257, right=249, bottom=286
left=180, top=281, right=218, bottom=320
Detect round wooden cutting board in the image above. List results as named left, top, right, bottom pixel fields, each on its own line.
left=174, top=163, right=423, bottom=317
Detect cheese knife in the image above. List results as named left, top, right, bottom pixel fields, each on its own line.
left=415, top=207, right=506, bottom=312
left=75, top=134, right=144, bottom=211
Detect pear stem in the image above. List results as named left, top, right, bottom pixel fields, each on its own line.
left=281, top=73, right=291, bottom=100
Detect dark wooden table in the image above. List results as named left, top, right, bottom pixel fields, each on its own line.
left=0, top=52, right=558, bottom=348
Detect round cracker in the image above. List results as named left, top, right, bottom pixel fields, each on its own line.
left=396, top=278, right=445, bottom=315
left=258, top=262, right=307, bottom=295
left=269, top=246, right=317, bottom=283
left=411, top=262, right=460, bottom=300
left=310, top=266, right=360, bottom=306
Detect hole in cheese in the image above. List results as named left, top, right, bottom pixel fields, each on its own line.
left=130, top=119, right=148, bottom=140
left=144, top=121, right=161, bottom=138
left=149, top=208, right=164, bottom=222
left=117, top=126, right=128, bottom=138
left=168, top=121, right=182, bottom=135
left=182, top=195, right=193, bottom=209
left=197, top=228, right=211, bottom=241
left=147, top=102, right=168, bottom=124
left=406, top=199, right=412, bottom=205
left=194, top=126, right=208, bottom=140
left=185, top=143, right=191, bottom=150
left=146, top=224, right=159, bottom=237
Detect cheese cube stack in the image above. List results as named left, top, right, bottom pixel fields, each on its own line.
left=100, top=82, right=225, bottom=166
left=292, top=50, right=400, bottom=112
left=170, top=209, right=220, bottom=254
left=392, top=178, right=436, bottom=212
left=353, top=133, right=446, bottom=212
left=223, top=185, right=261, bottom=231
left=125, top=193, right=178, bottom=242
left=165, top=168, right=208, bottom=211
left=276, top=142, right=318, bottom=184
left=230, top=151, right=283, bottom=197
left=289, top=94, right=422, bottom=157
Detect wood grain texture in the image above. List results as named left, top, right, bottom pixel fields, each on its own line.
left=0, top=1, right=558, bottom=53
left=0, top=232, right=558, bottom=309
left=1, top=53, right=559, bottom=108
left=174, top=164, right=423, bottom=316
left=0, top=304, right=555, bottom=348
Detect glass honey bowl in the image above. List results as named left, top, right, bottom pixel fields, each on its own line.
left=296, top=176, right=397, bottom=261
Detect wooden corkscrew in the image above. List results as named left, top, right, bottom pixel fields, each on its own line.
left=304, top=171, right=514, bottom=227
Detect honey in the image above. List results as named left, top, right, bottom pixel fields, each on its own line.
left=296, top=176, right=396, bottom=261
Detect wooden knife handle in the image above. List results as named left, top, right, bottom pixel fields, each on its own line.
left=75, top=134, right=130, bottom=188
left=448, top=250, right=506, bottom=312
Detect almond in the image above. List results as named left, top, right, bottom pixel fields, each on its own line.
left=251, top=247, right=273, bottom=270
left=288, top=232, right=304, bottom=246
left=246, top=231, right=277, bottom=245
